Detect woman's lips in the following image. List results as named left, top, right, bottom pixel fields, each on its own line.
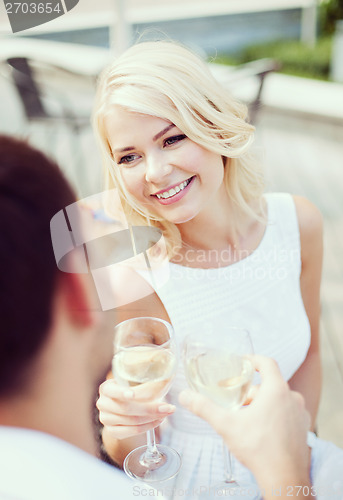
left=153, top=176, right=195, bottom=206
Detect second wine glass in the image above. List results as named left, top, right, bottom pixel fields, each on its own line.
left=112, top=316, right=181, bottom=483
left=183, top=327, right=259, bottom=499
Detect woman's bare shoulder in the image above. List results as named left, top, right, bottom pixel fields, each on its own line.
left=292, top=195, right=323, bottom=262
left=112, top=265, right=170, bottom=323
left=292, top=195, right=323, bottom=236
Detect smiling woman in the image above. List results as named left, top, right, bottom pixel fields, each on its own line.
left=92, top=40, right=325, bottom=499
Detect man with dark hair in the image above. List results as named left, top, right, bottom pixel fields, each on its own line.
left=0, top=135, right=133, bottom=499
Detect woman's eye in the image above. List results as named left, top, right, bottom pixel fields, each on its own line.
left=118, top=154, right=140, bottom=165
left=164, top=134, right=187, bottom=147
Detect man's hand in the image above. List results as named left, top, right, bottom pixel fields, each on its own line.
left=179, top=355, right=312, bottom=499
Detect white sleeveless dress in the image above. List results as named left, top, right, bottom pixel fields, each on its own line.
left=136, top=193, right=343, bottom=499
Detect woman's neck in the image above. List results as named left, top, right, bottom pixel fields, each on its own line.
left=177, top=190, right=242, bottom=250
left=174, top=195, right=266, bottom=269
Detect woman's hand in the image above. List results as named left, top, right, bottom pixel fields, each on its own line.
left=96, top=377, right=175, bottom=441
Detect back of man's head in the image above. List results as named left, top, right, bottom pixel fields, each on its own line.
left=0, top=135, right=76, bottom=398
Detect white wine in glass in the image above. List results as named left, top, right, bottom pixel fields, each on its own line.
left=186, top=350, right=253, bottom=410
left=184, top=328, right=259, bottom=499
left=113, top=345, right=176, bottom=394
left=112, top=317, right=181, bottom=483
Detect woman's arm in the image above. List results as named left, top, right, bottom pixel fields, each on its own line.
left=288, top=195, right=323, bottom=429
left=98, top=267, right=172, bottom=467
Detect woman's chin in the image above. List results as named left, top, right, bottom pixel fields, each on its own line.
left=151, top=204, right=200, bottom=225
left=168, top=212, right=198, bottom=225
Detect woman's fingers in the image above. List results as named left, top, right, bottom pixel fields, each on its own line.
left=97, top=394, right=175, bottom=417
left=104, top=419, right=165, bottom=440
left=97, top=378, right=175, bottom=416
left=98, top=378, right=134, bottom=400
left=97, top=377, right=175, bottom=439
left=99, top=409, right=167, bottom=427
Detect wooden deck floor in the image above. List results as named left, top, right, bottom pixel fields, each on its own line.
left=256, top=109, right=343, bottom=447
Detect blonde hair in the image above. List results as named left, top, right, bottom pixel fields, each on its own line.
left=93, top=40, right=265, bottom=257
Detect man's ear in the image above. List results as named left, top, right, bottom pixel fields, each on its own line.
left=58, top=271, right=98, bottom=328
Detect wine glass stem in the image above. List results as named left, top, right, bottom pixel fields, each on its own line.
left=142, top=429, right=161, bottom=464
left=223, top=440, right=235, bottom=483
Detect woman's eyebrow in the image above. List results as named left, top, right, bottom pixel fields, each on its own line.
left=153, top=124, right=175, bottom=142
left=114, top=146, right=135, bottom=153
left=113, top=124, right=175, bottom=153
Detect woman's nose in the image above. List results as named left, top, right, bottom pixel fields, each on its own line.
left=145, top=154, right=172, bottom=184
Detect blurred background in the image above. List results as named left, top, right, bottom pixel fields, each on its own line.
left=0, top=0, right=343, bottom=447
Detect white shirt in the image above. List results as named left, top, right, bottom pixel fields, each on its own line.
left=0, top=426, right=135, bottom=500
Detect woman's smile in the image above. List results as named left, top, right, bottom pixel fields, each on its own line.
left=151, top=176, right=195, bottom=205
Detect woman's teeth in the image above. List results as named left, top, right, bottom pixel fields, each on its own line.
left=155, top=178, right=192, bottom=199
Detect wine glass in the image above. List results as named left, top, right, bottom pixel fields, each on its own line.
left=183, top=327, right=259, bottom=499
left=112, top=317, right=181, bottom=483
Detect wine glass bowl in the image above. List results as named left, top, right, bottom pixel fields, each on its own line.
left=112, top=317, right=181, bottom=483
left=184, top=332, right=254, bottom=412
left=113, top=326, right=176, bottom=400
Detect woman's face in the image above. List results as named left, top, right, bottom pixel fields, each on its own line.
left=105, top=106, right=226, bottom=225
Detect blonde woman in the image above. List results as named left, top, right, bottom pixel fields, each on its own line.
left=94, top=41, right=323, bottom=494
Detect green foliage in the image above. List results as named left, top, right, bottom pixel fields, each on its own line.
left=319, top=0, right=343, bottom=35
left=216, top=37, right=333, bottom=81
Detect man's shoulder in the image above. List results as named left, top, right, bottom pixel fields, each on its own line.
left=0, top=427, right=132, bottom=500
